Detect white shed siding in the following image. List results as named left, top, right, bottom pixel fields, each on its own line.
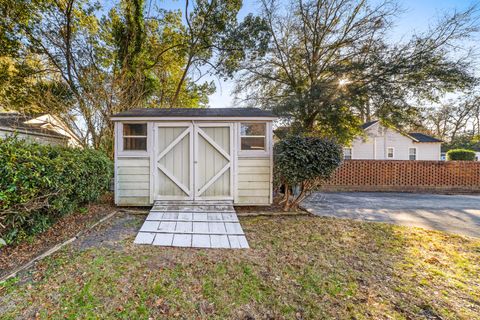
left=350, top=124, right=441, bottom=160
left=236, top=158, right=271, bottom=205
left=116, top=157, right=151, bottom=206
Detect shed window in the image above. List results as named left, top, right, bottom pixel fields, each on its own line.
left=343, top=148, right=352, bottom=160
left=240, top=123, right=266, bottom=151
left=123, top=123, right=147, bottom=151
left=409, top=147, right=417, bottom=160
left=387, top=147, right=394, bottom=159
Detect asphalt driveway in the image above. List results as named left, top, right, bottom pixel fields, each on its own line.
left=302, top=192, right=480, bottom=238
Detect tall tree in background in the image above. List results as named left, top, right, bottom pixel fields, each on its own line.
left=424, top=92, right=480, bottom=141
left=236, top=0, right=479, bottom=143
left=110, top=0, right=153, bottom=108
left=0, top=0, right=260, bottom=151
left=170, top=0, right=269, bottom=106
left=0, top=0, right=70, bottom=114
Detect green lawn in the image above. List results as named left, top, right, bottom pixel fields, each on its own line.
left=1, top=215, right=479, bottom=319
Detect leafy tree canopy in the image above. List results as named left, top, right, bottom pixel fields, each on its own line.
left=235, top=0, right=479, bottom=144
left=0, top=0, right=262, bottom=151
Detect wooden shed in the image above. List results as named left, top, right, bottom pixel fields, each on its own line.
left=111, top=108, right=276, bottom=206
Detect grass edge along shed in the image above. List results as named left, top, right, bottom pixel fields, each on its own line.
left=111, top=108, right=277, bottom=206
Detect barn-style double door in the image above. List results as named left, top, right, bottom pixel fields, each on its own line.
left=153, top=122, right=233, bottom=200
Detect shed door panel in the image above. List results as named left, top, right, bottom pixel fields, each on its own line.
left=195, top=124, right=233, bottom=199
left=155, top=124, right=193, bottom=200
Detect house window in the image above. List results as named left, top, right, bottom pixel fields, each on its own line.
left=343, top=148, right=352, bottom=160
left=240, top=123, right=266, bottom=151
left=123, top=123, right=147, bottom=151
left=387, top=147, right=394, bottom=159
left=409, top=147, right=417, bottom=160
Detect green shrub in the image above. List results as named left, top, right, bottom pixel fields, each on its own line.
left=446, top=149, right=476, bottom=161
left=0, top=137, right=113, bottom=244
left=274, top=136, right=342, bottom=210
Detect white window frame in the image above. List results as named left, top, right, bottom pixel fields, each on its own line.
left=238, top=121, right=270, bottom=157
left=387, top=147, right=394, bottom=159
left=117, top=122, right=150, bottom=156
left=409, top=147, right=417, bottom=160
left=343, top=147, right=353, bottom=160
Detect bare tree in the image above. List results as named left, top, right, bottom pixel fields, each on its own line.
left=425, top=93, right=480, bottom=141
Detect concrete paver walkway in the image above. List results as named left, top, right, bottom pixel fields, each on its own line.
left=302, top=192, right=480, bottom=238
left=134, top=201, right=249, bottom=248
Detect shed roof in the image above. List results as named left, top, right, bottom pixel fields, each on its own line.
left=111, top=108, right=276, bottom=119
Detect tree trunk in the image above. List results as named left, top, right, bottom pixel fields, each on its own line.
left=171, top=55, right=193, bottom=107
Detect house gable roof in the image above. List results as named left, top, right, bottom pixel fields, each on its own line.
left=0, top=113, right=68, bottom=139
left=361, top=120, right=379, bottom=130
left=361, top=120, right=442, bottom=143
left=407, top=132, right=443, bottom=143
left=112, top=108, right=276, bottom=119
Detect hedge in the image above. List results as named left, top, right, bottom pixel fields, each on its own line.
left=446, top=149, right=476, bottom=161
left=0, top=137, right=113, bottom=244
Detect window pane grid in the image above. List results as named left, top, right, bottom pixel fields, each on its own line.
left=123, top=123, right=147, bottom=136
left=240, top=123, right=266, bottom=151
left=387, top=148, right=394, bottom=158
left=240, top=123, right=265, bottom=136
left=123, top=123, right=147, bottom=151
left=409, top=148, right=416, bottom=160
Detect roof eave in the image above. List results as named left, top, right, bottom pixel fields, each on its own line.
left=110, top=116, right=278, bottom=121
left=361, top=120, right=380, bottom=130
left=0, top=126, right=69, bottom=140
left=411, top=139, right=443, bottom=143
left=406, top=134, right=420, bottom=142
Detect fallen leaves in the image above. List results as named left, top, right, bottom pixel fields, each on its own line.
left=1, top=215, right=479, bottom=319
left=0, top=197, right=116, bottom=278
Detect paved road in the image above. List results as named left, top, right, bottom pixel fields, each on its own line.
left=302, top=192, right=480, bottom=238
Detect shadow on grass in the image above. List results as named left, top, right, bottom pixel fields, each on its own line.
left=1, top=214, right=479, bottom=319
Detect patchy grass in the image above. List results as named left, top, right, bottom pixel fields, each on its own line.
left=0, top=215, right=479, bottom=319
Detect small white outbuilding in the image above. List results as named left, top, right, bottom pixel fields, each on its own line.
left=111, top=108, right=276, bottom=206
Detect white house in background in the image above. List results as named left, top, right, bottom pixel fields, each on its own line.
left=344, top=120, right=442, bottom=160
left=23, top=114, right=80, bottom=147
left=0, top=112, right=79, bottom=146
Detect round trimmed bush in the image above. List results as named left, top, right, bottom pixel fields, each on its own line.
left=446, top=149, right=476, bottom=161
left=274, top=136, right=342, bottom=210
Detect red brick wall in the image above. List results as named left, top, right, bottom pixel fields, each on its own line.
left=320, top=160, right=480, bottom=193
